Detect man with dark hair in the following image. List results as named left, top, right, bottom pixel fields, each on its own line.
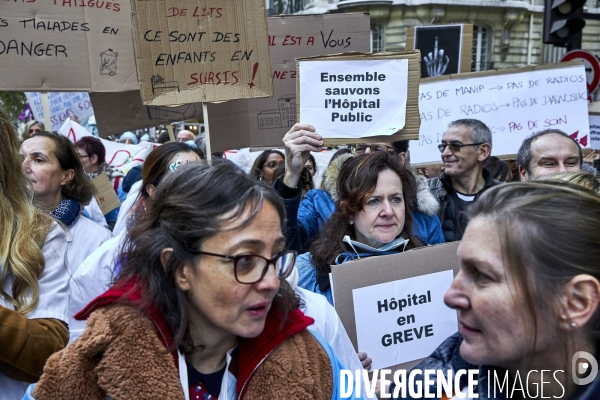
left=516, top=129, right=582, bottom=181
left=429, top=118, right=500, bottom=242
left=157, top=131, right=171, bottom=144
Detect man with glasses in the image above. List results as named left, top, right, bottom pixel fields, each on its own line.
left=429, top=119, right=500, bottom=242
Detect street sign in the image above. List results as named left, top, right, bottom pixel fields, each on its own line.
left=561, top=50, right=600, bottom=94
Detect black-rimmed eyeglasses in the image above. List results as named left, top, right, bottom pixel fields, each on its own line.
left=188, top=249, right=297, bottom=284
left=352, top=143, right=394, bottom=155
left=437, top=142, right=484, bottom=153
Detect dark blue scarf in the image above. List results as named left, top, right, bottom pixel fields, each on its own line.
left=50, top=198, right=81, bottom=227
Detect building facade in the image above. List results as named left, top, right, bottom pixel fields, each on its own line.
left=295, top=0, right=600, bottom=72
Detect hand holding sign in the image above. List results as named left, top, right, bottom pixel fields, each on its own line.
left=282, top=123, right=323, bottom=188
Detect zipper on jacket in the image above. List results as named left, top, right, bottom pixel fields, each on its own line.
left=237, top=345, right=279, bottom=400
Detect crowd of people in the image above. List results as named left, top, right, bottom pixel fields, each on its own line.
left=2, top=107, right=600, bottom=399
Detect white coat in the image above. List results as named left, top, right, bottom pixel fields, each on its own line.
left=0, top=222, right=69, bottom=399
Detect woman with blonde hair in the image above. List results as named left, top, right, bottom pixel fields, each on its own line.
left=538, top=170, right=600, bottom=193
left=0, top=109, right=69, bottom=399
left=395, top=182, right=600, bottom=399
left=21, top=120, right=45, bottom=141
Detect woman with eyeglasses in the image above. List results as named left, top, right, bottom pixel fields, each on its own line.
left=250, top=149, right=285, bottom=184
left=31, top=162, right=348, bottom=399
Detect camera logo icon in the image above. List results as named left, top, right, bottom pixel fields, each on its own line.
left=572, top=351, right=598, bottom=385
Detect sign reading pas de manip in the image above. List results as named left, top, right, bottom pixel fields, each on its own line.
left=298, top=58, right=410, bottom=140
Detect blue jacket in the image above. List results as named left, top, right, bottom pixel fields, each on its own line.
left=297, top=252, right=334, bottom=305
left=280, top=186, right=444, bottom=253
left=296, top=249, right=409, bottom=307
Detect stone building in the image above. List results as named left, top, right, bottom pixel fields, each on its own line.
left=285, top=0, right=600, bottom=72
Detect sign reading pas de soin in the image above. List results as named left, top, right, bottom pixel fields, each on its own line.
left=130, top=0, right=273, bottom=105
left=297, top=52, right=421, bottom=142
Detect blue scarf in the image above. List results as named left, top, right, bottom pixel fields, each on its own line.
left=50, top=198, right=81, bottom=227
left=317, top=236, right=410, bottom=292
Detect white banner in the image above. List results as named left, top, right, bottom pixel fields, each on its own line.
left=25, top=92, right=95, bottom=131
left=352, top=270, right=457, bottom=370
left=299, top=59, right=409, bottom=139
left=409, top=64, right=590, bottom=165
left=590, top=114, right=600, bottom=150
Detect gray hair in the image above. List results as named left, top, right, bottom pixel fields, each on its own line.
left=516, top=129, right=583, bottom=175
left=448, top=119, right=492, bottom=147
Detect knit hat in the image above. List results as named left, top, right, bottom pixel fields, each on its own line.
left=119, top=131, right=138, bottom=144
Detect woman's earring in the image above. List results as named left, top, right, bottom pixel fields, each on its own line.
left=572, top=322, right=577, bottom=329
left=349, top=221, right=354, bottom=225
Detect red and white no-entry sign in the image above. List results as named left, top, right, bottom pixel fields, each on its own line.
left=561, top=50, right=600, bottom=95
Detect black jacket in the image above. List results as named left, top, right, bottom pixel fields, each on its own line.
left=391, top=332, right=600, bottom=400
left=428, top=169, right=502, bottom=242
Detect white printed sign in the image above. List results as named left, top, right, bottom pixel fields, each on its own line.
left=299, top=59, right=409, bottom=139
left=352, top=270, right=457, bottom=370
left=409, top=64, right=590, bottom=165
left=25, top=92, right=95, bottom=131
left=58, top=119, right=156, bottom=175
left=590, top=115, right=600, bottom=150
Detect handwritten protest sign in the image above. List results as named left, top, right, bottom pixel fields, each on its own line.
left=589, top=102, right=600, bottom=150
left=90, top=91, right=204, bottom=137
left=332, top=242, right=460, bottom=372
left=297, top=51, right=421, bottom=145
left=353, top=270, right=457, bottom=370
left=406, top=24, right=473, bottom=78
left=91, top=173, right=120, bottom=214
left=1, top=0, right=137, bottom=91
left=59, top=119, right=157, bottom=174
left=130, top=0, right=272, bottom=105
left=25, top=92, right=94, bottom=131
left=409, top=62, right=590, bottom=165
left=208, top=13, right=371, bottom=152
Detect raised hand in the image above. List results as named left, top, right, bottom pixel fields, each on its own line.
left=423, top=36, right=450, bottom=77
left=282, top=123, right=323, bottom=188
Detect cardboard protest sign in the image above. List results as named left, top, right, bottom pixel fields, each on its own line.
left=90, top=91, right=204, bottom=137
left=207, top=13, right=371, bottom=152
left=406, top=24, right=473, bottom=78
left=91, top=173, right=120, bottom=214
left=296, top=51, right=421, bottom=145
left=589, top=101, right=600, bottom=150
left=59, top=119, right=157, bottom=174
left=1, top=0, right=138, bottom=91
left=410, top=61, right=590, bottom=165
left=332, top=242, right=460, bottom=372
left=130, top=0, right=272, bottom=105
left=25, top=92, right=94, bottom=131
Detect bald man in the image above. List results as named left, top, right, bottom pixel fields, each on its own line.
left=176, top=130, right=195, bottom=142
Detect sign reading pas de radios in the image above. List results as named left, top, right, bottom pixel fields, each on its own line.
left=296, top=51, right=421, bottom=146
